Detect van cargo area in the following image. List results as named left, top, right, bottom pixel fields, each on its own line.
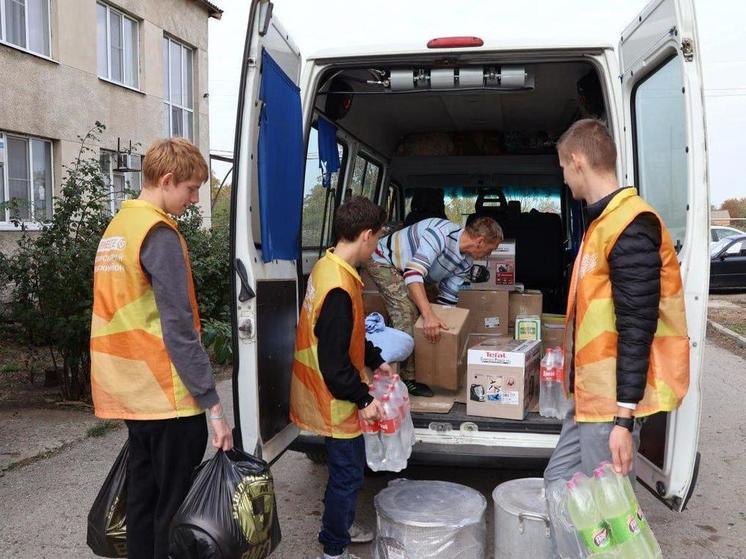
left=290, top=57, right=605, bottom=465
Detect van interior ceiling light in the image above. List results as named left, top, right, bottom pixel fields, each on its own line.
left=386, top=66, right=534, bottom=92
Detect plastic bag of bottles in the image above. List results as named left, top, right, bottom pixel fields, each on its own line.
left=361, top=371, right=415, bottom=472
left=562, top=463, right=662, bottom=558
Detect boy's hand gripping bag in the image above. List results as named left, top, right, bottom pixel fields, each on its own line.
left=169, top=448, right=281, bottom=559
left=86, top=440, right=128, bottom=557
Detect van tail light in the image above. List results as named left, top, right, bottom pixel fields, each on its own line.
left=427, top=36, right=484, bottom=49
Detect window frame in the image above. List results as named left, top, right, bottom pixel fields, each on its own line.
left=350, top=151, right=383, bottom=202
left=630, top=52, right=688, bottom=251
left=0, top=130, right=54, bottom=226
left=96, top=1, right=140, bottom=90
left=163, top=34, right=195, bottom=141
left=0, top=0, right=52, bottom=57
left=99, top=149, right=142, bottom=215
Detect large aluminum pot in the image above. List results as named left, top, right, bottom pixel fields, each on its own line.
left=492, top=478, right=552, bottom=559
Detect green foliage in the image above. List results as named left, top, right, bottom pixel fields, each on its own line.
left=0, top=122, right=112, bottom=401
left=86, top=420, right=119, bottom=438
left=720, top=198, right=746, bottom=219
left=201, top=319, right=232, bottom=365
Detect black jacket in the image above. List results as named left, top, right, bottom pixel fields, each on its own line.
left=315, top=288, right=384, bottom=410
left=571, top=187, right=662, bottom=406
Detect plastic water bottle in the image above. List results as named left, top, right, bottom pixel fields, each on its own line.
left=553, top=347, right=571, bottom=419
left=359, top=409, right=385, bottom=471
left=379, top=394, right=406, bottom=472
left=593, top=465, right=650, bottom=558
left=390, top=375, right=415, bottom=455
left=600, top=463, right=662, bottom=558
left=540, top=348, right=561, bottom=418
left=566, top=473, right=616, bottom=556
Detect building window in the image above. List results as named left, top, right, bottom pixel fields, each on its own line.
left=0, top=0, right=51, bottom=56
left=0, top=131, right=53, bottom=223
left=99, top=149, right=141, bottom=214
left=96, top=2, right=139, bottom=89
left=163, top=36, right=194, bottom=140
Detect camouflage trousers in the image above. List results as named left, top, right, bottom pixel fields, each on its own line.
left=364, top=259, right=419, bottom=381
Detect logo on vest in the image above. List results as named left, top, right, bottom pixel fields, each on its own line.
left=95, top=236, right=126, bottom=273
left=579, top=253, right=598, bottom=279
left=97, top=236, right=127, bottom=252
left=302, top=278, right=316, bottom=314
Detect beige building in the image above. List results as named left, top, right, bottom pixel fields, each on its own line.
left=0, top=0, right=222, bottom=252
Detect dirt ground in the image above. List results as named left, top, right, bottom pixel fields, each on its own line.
left=708, top=292, right=746, bottom=360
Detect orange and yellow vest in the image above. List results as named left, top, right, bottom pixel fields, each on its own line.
left=90, top=200, right=203, bottom=420
left=565, top=188, right=690, bottom=422
left=290, top=249, right=366, bottom=438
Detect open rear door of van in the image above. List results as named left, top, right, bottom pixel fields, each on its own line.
left=618, top=0, right=707, bottom=511
left=231, top=1, right=303, bottom=463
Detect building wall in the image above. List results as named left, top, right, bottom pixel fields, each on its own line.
left=0, top=0, right=214, bottom=239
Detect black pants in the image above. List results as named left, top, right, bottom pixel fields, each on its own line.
left=125, top=413, right=207, bottom=559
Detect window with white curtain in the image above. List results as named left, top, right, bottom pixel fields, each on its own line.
left=0, top=131, right=53, bottom=223
left=1, top=0, right=51, bottom=56
left=163, top=35, right=194, bottom=140
left=99, top=149, right=141, bottom=214
left=96, top=2, right=139, bottom=89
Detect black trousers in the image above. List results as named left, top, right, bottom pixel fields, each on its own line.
left=125, top=413, right=207, bottom=559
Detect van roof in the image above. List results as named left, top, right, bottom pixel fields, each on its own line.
left=307, top=37, right=615, bottom=62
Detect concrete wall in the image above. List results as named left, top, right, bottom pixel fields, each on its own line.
left=0, top=0, right=215, bottom=242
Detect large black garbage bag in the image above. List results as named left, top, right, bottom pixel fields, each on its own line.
left=169, top=448, right=281, bottom=559
left=87, top=440, right=128, bottom=557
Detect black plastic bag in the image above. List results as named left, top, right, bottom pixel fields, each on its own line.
left=87, top=440, right=128, bottom=558
left=169, top=448, right=281, bottom=559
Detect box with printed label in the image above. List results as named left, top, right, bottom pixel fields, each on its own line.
left=457, top=290, right=509, bottom=335
left=466, top=337, right=541, bottom=420
left=461, top=240, right=516, bottom=291
left=509, top=290, right=543, bottom=329
left=414, top=305, right=470, bottom=391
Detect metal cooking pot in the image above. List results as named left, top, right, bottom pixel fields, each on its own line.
left=492, top=478, right=552, bottom=559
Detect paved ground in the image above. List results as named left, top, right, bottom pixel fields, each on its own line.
left=0, top=339, right=744, bottom=558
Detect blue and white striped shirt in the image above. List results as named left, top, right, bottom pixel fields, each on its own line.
left=372, top=218, right=472, bottom=304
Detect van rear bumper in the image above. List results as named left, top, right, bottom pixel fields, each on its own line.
left=289, top=427, right=559, bottom=469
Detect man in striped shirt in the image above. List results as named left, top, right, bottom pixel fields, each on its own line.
left=365, top=216, right=503, bottom=396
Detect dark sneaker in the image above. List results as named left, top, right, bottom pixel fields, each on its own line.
left=403, top=379, right=434, bottom=397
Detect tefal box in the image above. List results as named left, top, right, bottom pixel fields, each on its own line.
left=457, top=290, right=509, bottom=336
left=414, top=305, right=470, bottom=391
left=509, top=290, right=543, bottom=329
left=466, top=337, right=541, bottom=420
left=462, top=240, right=516, bottom=291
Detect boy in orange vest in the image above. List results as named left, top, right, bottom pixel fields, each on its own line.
left=290, top=196, right=392, bottom=559
left=90, top=138, right=233, bottom=559
left=544, top=120, right=689, bottom=556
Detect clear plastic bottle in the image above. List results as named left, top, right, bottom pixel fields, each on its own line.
left=566, top=473, right=616, bottom=556
left=379, top=394, right=406, bottom=472
left=592, top=465, right=651, bottom=558
left=601, top=463, right=662, bottom=559
left=553, top=346, right=571, bottom=419
left=390, top=376, right=415, bottom=456
left=540, top=348, right=561, bottom=418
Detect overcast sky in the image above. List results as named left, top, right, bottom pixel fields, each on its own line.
left=207, top=0, right=739, bottom=205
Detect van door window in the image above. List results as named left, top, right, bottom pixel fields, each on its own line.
left=350, top=153, right=381, bottom=201
left=384, top=183, right=402, bottom=221
left=632, top=56, right=688, bottom=251
left=302, top=126, right=346, bottom=249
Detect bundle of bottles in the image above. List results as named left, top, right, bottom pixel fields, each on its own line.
left=358, top=371, right=415, bottom=472
left=566, top=462, right=662, bottom=558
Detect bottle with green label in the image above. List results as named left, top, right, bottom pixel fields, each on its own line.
left=566, top=473, right=618, bottom=556
left=599, top=462, right=662, bottom=559
left=592, top=465, right=651, bottom=558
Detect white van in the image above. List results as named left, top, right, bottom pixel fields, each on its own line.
left=229, top=0, right=711, bottom=512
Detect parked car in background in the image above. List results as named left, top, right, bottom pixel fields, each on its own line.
left=710, top=226, right=743, bottom=249
left=710, top=234, right=746, bottom=290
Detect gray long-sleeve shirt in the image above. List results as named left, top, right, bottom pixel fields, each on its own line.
left=140, top=226, right=219, bottom=410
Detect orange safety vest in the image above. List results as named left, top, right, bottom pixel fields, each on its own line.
left=90, top=200, right=203, bottom=420
left=290, top=249, right=367, bottom=438
left=565, top=188, right=690, bottom=422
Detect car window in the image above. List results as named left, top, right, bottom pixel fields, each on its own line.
left=725, top=240, right=744, bottom=255
left=711, top=238, right=730, bottom=257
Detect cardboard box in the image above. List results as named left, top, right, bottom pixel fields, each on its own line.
left=457, top=290, right=509, bottom=335
left=414, top=305, right=470, bottom=391
left=466, top=337, right=541, bottom=420
left=509, top=290, right=543, bottom=329
left=363, top=292, right=390, bottom=323
left=462, top=240, right=517, bottom=291
left=541, top=313, right=566, bottom=350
